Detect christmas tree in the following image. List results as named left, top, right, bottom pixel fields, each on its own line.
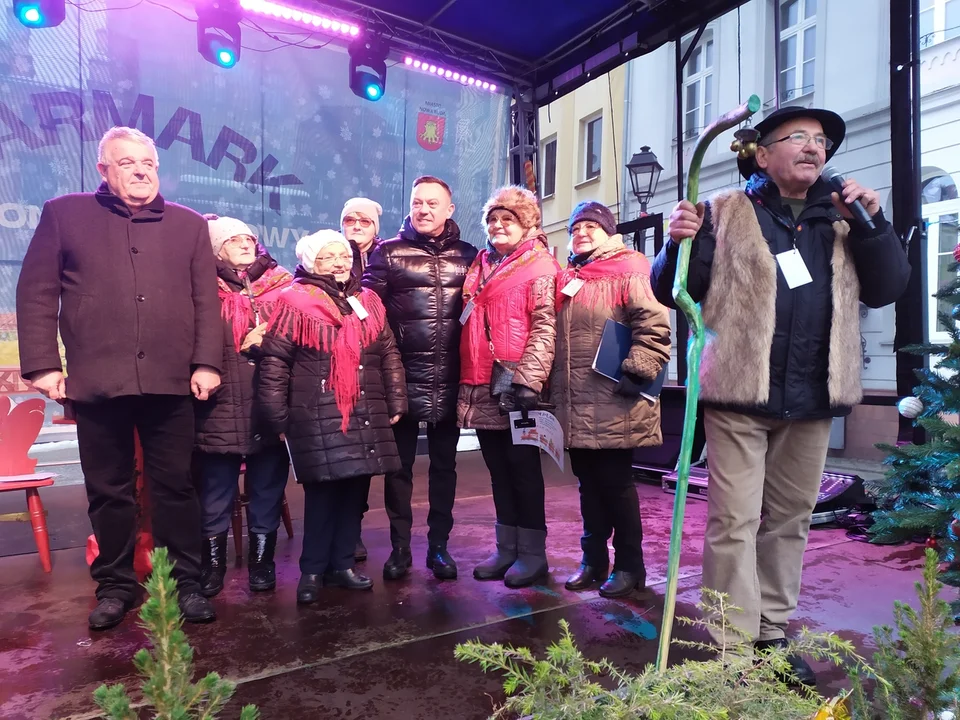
left=870, top=245, right=960, bottom=614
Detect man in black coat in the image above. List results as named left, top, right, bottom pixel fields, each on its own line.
left=650, top=107, right=911, bottom=685
left=363, top=176, right=478, bottom=580
left=16, top=126, right=222, bottom=630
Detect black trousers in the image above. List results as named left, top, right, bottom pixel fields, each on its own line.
left=300, top=477, right=370, bottom=574
left=568, top=448, right=644, bottom=574
left=476, top=428, right=546, bottom=531
left=384, top=415, right=460, bottom=549
left=74, top=394, right=201, bottom=603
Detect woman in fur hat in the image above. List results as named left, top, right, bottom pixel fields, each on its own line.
left=195, top=215, right=293, bottom=598
left=553, top=201, right=671, bottom=598
left=258, top=230, right=407, bottom=603
left=458, top=186, right=560, bottom=588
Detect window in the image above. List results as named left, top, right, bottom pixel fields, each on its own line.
left=542, top=138, right=557, bottom=197
left=582, top=115, right=602, bottom=181
left=778, top=0, right=817, bottom=102
left=923, top=173, right=960, bottom=342
left=920, top=0, right=960, bottom=48
left=683, top=34, right=714, bottom=140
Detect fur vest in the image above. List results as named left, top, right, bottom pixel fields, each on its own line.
left=699, top=190, right=863, bottom=409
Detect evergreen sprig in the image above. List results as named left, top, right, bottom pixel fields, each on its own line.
left=92, top=547, right=259, bottom=720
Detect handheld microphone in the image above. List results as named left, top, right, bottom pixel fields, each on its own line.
left=820, top=166, right=875, bottom=231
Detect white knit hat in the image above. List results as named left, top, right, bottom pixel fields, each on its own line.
left=340, top=197, right=383, bottom=236
left=207, top=216, right=257, bottom=256
left=296, top=229, right=353, bottom=272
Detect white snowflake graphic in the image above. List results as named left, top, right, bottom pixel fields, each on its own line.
left=299, top=204, right=312, bottom=215
left=288, top=145, right=297, bottom=155
left=313, top=114, right=322, bottom=123
left=353, top=107, right=362, bottom=116
left=351, top=177, right=359, bottom=186
left=327, top=169, right=336, bottom=179
left=317, top=85, right=332, bottom=100
left=305, top=161, right=316, bottom=171
left=117, top=79, right=133, bottom=90
left=333, top=154, right=342, bottom=165
left=49, top=158, right=70, bottom=177
left=215, top=198, right=231, bottom=216
left=297, top=96, right=308, bottom=107
left=392, top=172, right=403, bottom=183
left=370, top=172, right=381, bottom=188
left=340, top=123, right=352, bottom=142
left=270, top=137, right=282, bottom=150
left=372, top=126, right=382, bottom=138
left=283, top=204, right=296, bottom=217
left=375, top=150, right=383, bottom=160
left=415, top=160, right=426, bottom=171
left=191, top=81, right=199, bottom=89
left=317, top=212, right=329, bottom=222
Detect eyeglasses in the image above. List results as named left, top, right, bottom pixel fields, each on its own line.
left=316, top=254, right=352, bottom=264
left=570, top=221, right=601, bottom=236
left=343, top=216, right=374, bottom=228
left=224, top=235, right=255, bottom=248
left=487, top=214, right=516, bottom=227
left=763, top=131, right=834, bottom=151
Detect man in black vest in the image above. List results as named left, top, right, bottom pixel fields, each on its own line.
left=651, top=107, right=910, bottom=685
left=17, top=127, right=222, bottom=630
left=363, top=176, right=478, bottom=581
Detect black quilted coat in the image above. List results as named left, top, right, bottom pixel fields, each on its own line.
left=257, top=270, right=407, bottom=483
left=194, top=250, right=291, bottom=455
left=362, top=217, right=478, bottom=423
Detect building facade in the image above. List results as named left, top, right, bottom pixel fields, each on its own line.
left=619, top=0, right=960, bottom=460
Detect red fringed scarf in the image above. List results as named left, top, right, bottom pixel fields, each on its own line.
left=462, top=236, right=559, bottom=363
left=219, top=265, right=293, bottom=352
left=267, top=282, right=386, bottom=433
left=556, top=248, right=655, bottom=311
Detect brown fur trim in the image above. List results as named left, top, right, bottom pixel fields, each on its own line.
left=699, top=191, right=778, bottom=406
left=828, top=220, right=864, bottom=406
left=481, top=186, right=541, bottom=233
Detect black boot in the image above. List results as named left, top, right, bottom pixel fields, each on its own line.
left=179, top=592, right=217, bottom=623
left=297, top=574, right=321, bottom=605
left=355, top=537, right=368, bottom=562
left=504, top=528, right=548, bottom=589
left=88, top=597, right=130, bottom=631
left=599, top=569, right=645, bottom=598
left=426, top=544, right=458, bottom=580
left=565, top=561, right=609, bottom=591
left=248, top=530, right=277, bottom=592
left=754, top=638, right=817, bottom=688
left=383, top=546, right=413, bottom=580
left=323, top=568, right=374, bottom=591
left=473, top=524, right=517, bottom=580
left=200, top=532, right=228, bottom=598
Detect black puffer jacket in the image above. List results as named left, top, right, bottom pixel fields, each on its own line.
left=362, top=217, right=478, bottom=423
left=194, top=250, right=291, bottom=455
left=257, top=270, right=407, bottom=483
left=651, top=172, right=911, bottom=421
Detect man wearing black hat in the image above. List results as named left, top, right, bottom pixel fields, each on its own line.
left=651, top=107, right=910, bottom=685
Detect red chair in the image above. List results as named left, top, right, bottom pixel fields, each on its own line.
left=0, top=396, right=55, bottom=572
left=230, top=463, right=294, bottom=566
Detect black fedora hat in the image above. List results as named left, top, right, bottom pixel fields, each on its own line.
left=737, top=106, right=846, bottom=180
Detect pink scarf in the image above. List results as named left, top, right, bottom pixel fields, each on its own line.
left=219, top=265, right=293, bottom=352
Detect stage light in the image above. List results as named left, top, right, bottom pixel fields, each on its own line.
left=401, top=52, right=500, bottom=92
left=14, top=0, right=65, bottom=27
left=197, top=0, right=241, bottom=68
left=348, top=35, right=388, bottom=101
left=238, top=0, right=359, bottom=36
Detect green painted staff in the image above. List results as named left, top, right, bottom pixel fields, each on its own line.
left=656, top=93, right=762, bottom=672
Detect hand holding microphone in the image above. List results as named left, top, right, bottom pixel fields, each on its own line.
left=821, top=166, right=880, bottom=231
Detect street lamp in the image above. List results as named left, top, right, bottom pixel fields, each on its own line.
left=626, top=145, right=663, bottom=215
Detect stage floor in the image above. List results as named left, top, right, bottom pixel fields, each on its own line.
left=0, top=451, right=928, bottom=719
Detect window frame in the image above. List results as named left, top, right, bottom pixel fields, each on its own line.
left=682, top=32, right=715, bottom=141
left=778, top=0, right=818, bottom=103
left=541, top=136, right=558, bottom=198
left=581, top=113, right=602, bottom=182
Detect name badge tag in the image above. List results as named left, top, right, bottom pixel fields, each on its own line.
left=775, top=249, right=813, bottom=289
left=459, top=299, right=475, bottom=325
left=347, top=295, right=369, bottom=320
left=561, top=278, right=585, bottom=297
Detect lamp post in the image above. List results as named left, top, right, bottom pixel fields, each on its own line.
left=626, top=145, right=663, bottom=217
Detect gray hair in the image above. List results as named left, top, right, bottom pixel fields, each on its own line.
left=97, top=127, right=159, bottom=165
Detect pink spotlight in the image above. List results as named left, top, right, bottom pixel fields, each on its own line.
left=444, top=70, right=452, bottom=78
left=331, top=21, right=340, bottom=31
left=452, top=72, right=460, bottom=80
left=312, top=17, right=321, bottom=26
left=404, top=57, right=413, bottom=65
left=489, top=84, right=497, bottom=92
left=481, top=81, right=489, bottom=89
left=413, top=60, right=421, bottom=68
left=321, top=18, right=331, bottom=28
left=280, top=8, right=291, bottom=18
left=460, top=76, right=467, bottom=84
left=291, top=10, right=301, bottom=20
left=428, top=65, right=437, bottom=73
left=350, top=26, right=359, bottom=35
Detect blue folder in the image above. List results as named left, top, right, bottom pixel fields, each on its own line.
left=591, top=318, right=667, bottom=399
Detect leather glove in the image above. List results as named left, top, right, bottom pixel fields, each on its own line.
left=512, top=384, right=539, bottom=411
left=614, top=372, right=647, bottom=398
